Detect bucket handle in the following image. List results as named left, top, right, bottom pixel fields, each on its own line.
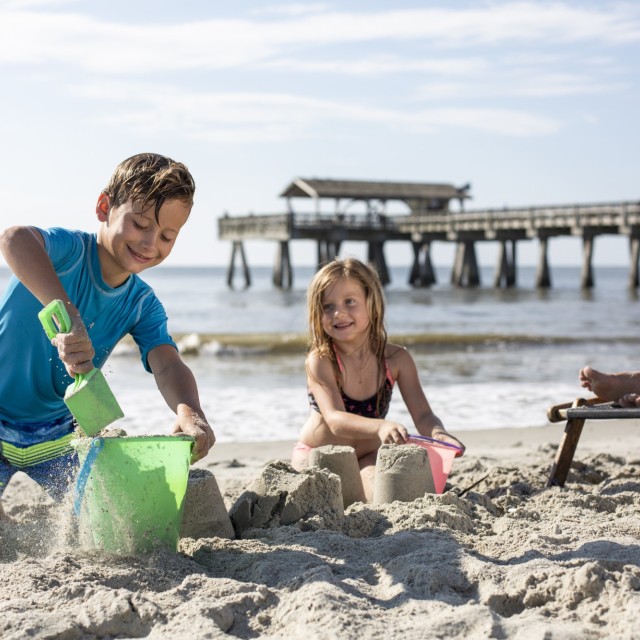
left=73, top=438, right=105, bottom=516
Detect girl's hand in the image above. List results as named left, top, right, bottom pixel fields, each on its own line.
left=431, top=429, right=466, bottom=457
left=52, top=314, right=95, bottom=377
left=378, top=421, right=409, bottom=445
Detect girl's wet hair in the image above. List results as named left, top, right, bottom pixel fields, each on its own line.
left=102, top=152, right=196, bottom=221
left=307, top=257, right=388, bottom=392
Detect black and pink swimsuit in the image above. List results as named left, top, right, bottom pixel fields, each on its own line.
left=307, top=353, right=395, bottom=419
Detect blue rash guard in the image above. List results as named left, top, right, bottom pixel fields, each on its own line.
left=0, top=226, right=177, bottom=452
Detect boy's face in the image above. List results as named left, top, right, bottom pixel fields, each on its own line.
left=96, top=194, right=191, bottom=287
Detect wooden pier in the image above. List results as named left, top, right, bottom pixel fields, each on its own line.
left=218, top=178, right=640, bottom=289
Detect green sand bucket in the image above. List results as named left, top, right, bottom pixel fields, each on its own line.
left=72, top=435, right=194, bottom=554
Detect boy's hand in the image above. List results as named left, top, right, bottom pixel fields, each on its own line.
left=171, top=407, right=215, bottom=462
left=51, top=314, right=95, bottom=377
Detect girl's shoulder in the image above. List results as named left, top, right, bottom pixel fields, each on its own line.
left=384, top=343, right=416, bottom=379
left=384, top=342, right=410, bottom=361
left=306, top=348, right=334, bottom=371
left=305, top=348, right=339, bottom=387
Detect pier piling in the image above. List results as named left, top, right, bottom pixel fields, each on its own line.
left=581, top=235, right=594, bottom=289
left=493, top=239, right=517, bottom=288
left=408, top=241, right=436, bottom=287
left=629, top=237, right=640, bottom=289
left=535, top=237, right=551, bottom=289
left=273, top=241, right=293, bottom=289
left=226, top=241, right=251, bottom=289
left=451, top=241, right=480, bottom=287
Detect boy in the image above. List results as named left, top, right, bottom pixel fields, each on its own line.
left=0, top=152, right=215, bottom=500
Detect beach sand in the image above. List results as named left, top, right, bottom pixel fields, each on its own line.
left=1, top=420, right=639, bottom=639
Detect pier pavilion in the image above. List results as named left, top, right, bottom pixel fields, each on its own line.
left=217, top=178, right=640, bottom=289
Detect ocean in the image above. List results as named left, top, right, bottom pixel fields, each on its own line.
left=2, top=264, right=639, bottom=444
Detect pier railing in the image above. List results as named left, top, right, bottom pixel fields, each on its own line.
left=219, top=201, right=640, bottom=241
left=396, top=201, right=640, bottom=239
left=218, top=211, right=399, bottom=239
left=218, top=200, right=640, bottom=289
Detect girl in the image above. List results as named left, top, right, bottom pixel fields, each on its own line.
left=291, top=257, right=465, bottom=502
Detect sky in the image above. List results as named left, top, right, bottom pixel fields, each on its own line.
left=0, top=0, right=638, bottom=271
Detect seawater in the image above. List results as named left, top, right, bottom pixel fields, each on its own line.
left=2, top=264, right=639, bottom=443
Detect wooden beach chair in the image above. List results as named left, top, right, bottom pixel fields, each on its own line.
left=546, top=397, right=640, bottom=487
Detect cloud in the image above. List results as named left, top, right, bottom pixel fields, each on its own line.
left=259, top=55, right=488, bottom=76
left=416, top=73, right=626, bottom=100
left=0, top=3, right=638, bottom=73
left=0, top=0, right=75, bottom=8
left=71, top=81, right=559, bottom=140
left=248, top=3, right=331, bottom=18
left=0, top=3, right=632, bottom=143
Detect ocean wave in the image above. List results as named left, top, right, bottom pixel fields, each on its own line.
left=109, top=331, right=640, bottom=358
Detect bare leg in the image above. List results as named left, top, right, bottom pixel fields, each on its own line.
left=358, top=451, right=378, bottom=503
left=579, top=366, right=640, bottom=402
left=291, top=447, right=311, bottom=472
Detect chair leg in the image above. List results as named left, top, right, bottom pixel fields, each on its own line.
left=546, top=418, right=585, bottom=488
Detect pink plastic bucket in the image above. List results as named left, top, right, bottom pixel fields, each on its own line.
left=407, top=435, right=461, bottom=494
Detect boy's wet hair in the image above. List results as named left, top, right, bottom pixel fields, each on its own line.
left=307, top=257, right=388, bottom=393
left=103, top=152, right=196, bottom=220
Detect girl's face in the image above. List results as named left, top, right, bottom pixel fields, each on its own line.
left=320, top=276, right=370, bottom=344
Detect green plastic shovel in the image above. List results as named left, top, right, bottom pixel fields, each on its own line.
left=38, top=299, right=124, bottom=437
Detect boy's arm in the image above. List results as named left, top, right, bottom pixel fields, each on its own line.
left=147, top=344, right=215, bottom=461
left=0, top=225, right=94, bottom=375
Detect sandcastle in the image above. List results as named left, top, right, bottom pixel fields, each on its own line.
left=180, top=468, right=235, bottom=540
left=306, top=443, right=443, bottom=506
left=308, top=445, right=364, bottom=507
left=373, top=443, right=435, bottom=504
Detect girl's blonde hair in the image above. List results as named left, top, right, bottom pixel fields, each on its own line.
left=307, top=257, right=388, bottom=392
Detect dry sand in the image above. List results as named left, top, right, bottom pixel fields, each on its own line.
left=1, top=420, right=639, bottom=639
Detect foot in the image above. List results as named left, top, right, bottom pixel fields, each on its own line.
left=618, top=393, right=640, bottom=408
left=579, top=366, right=640, bottom=403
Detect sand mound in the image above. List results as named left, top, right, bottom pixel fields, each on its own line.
left=229, top=460, right=344, bottom=537
left=1, top=449, right=639, bottom=639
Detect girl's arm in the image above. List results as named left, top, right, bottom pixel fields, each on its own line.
left=148, top=344, right=215, bottom=461
left=307, top=352, right=407, bottom=444
left=0, top=225, right=94, bottom=375
left=392, top=345, right=466, bottom=454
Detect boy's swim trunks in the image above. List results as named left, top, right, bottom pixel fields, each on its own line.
left=0, top=415, right=78, bottom=500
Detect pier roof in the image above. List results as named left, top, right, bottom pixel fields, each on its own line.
left=280, top=178, right=470, bottom=202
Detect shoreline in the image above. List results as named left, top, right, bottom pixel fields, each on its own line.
left=198, top=419, right=640, bottom=480
left=203, top=418, right=640, bottom=458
